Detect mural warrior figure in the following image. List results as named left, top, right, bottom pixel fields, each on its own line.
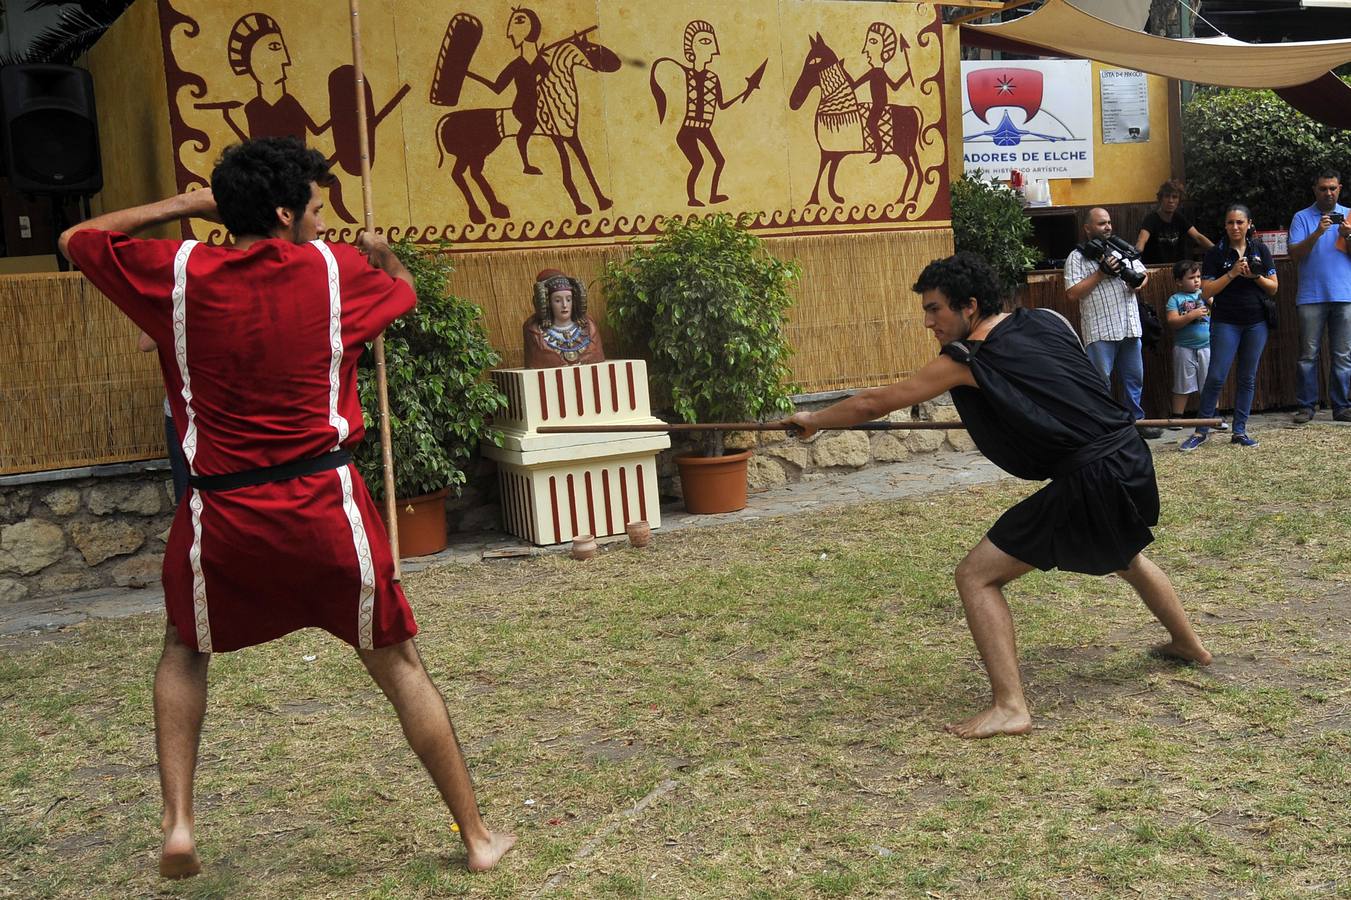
left=649, top=21, right=767, bottom=207
left=195, top=13, right=410, bottom=224
left=465, top=7, right=549, bottom=175
left=848, top=22, right=912, bottom=164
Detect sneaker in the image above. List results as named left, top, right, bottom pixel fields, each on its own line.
left=1179, top=432, right=1208, bottom=452
left=1292, top=408, right=1315, bottom=425
left=1336, top=408, right=1351, bottom=423
left=1215, top=419, right=1230, bottom=432
left=1138, top=426, right=1164, bottom=439
left=1231, top=431, right=1259, bottom=448
left=1165, top=424, right=1182, bottom=431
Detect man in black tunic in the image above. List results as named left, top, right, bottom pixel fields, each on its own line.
left=785, top=253, right=1211, bottom=739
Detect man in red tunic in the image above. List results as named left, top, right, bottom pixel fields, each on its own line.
left=59, top=137, right=514, bottom=878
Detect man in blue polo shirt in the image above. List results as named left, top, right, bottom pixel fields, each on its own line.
left=1288, top=169, right=1351, bottom=423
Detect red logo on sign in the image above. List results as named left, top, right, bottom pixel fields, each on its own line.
left=967, top=67, right=1044, bottom=123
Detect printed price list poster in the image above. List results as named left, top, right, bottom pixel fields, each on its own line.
left=1100, top=69, right=1150, bottom=144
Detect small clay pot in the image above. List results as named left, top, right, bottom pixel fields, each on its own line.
left=571, top=534, right=598, bottom=560
left=625, top=520, right=652, bottom=548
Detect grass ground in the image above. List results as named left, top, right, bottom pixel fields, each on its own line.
left=1, top=425, right=1348, bottom=899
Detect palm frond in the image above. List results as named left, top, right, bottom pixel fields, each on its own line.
left=19, top=0, right=134, bottom=64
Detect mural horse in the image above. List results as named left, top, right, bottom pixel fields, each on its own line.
left=788, top=32, right=922, bottom=209
left=433, top=15, right=621, bottom=224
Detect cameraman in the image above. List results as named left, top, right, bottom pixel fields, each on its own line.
left=1288, top=169, right=1351, bottom=424
left=1064, top=208, right=1161, bottom=438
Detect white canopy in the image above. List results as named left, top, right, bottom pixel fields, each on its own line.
left=965, top=0, right=1351, bottom=89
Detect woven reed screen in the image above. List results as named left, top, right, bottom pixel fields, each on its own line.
left=4, top=228, right=950, bottom=475
left=1, top=273, right=163, bottom=475
left=444, top=227, right=956, bottom=394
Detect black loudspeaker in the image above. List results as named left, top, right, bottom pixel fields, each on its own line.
left=0, top=64, right=102, bottom=195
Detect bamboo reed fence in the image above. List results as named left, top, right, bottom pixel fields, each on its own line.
left=443, top=227, right=954, bottom=393
left=1, top=273, right=162, bottom=475
left=6, top=235, right=1321, bottom=477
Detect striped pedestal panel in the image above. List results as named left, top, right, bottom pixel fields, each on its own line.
left=494, top=450, right=664, bottom=545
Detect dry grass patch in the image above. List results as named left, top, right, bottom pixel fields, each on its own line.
left=1, top=425, right=1348, bottom=898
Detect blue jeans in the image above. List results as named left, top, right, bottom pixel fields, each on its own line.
left=1198, top=320, right=1268, bottom=434
left=1296, top=302, right=1351, bottom=413
left=1085, top=337, right=1145, bottom=419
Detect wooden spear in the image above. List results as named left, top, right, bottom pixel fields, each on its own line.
left=348, top=0, right=401, bottom=579
left=537, top=418, right=1223, bottom=435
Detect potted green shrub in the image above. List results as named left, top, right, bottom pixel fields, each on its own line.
left=950, top=171, right=1039, bottom=293
left=602, top=214, right=798, bottom=513
left=354, top=241, right=506, bottom=556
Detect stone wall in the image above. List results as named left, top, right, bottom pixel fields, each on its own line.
left=1, top=397, right=971, bottom=603
left=0, top=469, right=176, bottom=605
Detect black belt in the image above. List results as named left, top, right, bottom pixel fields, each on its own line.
left=1053, top=425, right=1140, bottom=479
left=188, top=449, right=351, bottom=492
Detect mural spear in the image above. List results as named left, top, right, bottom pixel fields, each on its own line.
left=347, top=0, right=402, bottom=579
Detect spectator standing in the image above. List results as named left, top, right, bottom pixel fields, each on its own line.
left=1164, top=260, right=1211, bottom=422
left=1287, top=169, right=1351, bottom=423
left=1064, top=207, right=1163, bottom=438
left=1135, top=180, right=1214, bottom=265
left=1180, top=204, right=1278, bottom=451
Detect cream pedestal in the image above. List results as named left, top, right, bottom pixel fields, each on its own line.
left=483, top=360, right=669, bottom=545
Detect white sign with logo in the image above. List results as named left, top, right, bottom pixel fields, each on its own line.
left=960, top=59, right=1094, bottom=180
left=1100, top=69, right=1150, bottom=144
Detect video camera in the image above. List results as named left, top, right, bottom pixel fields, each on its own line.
left=1078, top=234, right=1146, bottom=289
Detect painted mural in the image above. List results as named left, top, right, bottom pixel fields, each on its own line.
left=155, top=0, right=949, bottom=249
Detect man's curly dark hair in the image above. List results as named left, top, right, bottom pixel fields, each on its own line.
left=211, top=137, right=332, bottom=238
left=911, top=252, right=1006, bottom=317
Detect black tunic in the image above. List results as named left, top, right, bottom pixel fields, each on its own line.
left=941, top=307, right=1160, bottom=574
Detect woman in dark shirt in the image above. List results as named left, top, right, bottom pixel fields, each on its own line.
left=1179, top=204, right=1278, bottom=450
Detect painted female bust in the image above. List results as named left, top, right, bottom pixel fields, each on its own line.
left=522, top=269, right=606, bottom=368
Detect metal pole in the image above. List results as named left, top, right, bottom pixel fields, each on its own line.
left=349, top=0, right=401, bottom=580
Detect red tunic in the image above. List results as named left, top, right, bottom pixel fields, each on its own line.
left=67, top=230, right=418, bottom=652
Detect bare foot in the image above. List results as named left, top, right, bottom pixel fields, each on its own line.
left=1151, top=640, right=1213, bottom=666
left=159, top=825, right=201, bottom=879
left=466, top=830, right=517, bottom=873
left=944, top=704, right=1032, bottom=739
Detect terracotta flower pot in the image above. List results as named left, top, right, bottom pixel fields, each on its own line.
left=571, top=533, right=598, bottom=560
left=675, top=449, right=752, bottom=514
left=625, top=519, right=652, bottom=548
left=391, top=488, right=449, bottom=558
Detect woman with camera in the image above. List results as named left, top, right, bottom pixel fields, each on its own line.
left=1179, top=203, right=1278, bottom=451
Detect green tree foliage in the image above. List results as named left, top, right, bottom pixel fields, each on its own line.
left=949, top=172, right=1038, bottom=293
left=601, top=215, right=799, bottom=457
left=354, top=243, right=506, bottom=501
left=1183, top=85, right=1351, bottom=235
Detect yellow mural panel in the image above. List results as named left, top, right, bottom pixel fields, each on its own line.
left=140, top=0, right=950, bottom=249
left=159, top=0, right=413, bottom=241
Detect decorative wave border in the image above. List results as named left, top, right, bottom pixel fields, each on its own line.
left=315, top=201, right=940, bottom=248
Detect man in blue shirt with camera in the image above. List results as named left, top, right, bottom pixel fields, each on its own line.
left=1288, top=169, right=1351, bottom=423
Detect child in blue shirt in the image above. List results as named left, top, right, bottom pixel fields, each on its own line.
left=1165, top=260, right=1211, bottom=422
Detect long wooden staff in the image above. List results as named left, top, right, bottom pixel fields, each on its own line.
left=348, top=0, right=401, bottom=579
left=538, top=418, right=1223, bottom=435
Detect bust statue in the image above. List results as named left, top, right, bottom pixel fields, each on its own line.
left=522, top=268, right=606, bottom=368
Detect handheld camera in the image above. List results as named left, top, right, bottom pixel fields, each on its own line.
left=1078, top=235, right=1146, bottom=289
